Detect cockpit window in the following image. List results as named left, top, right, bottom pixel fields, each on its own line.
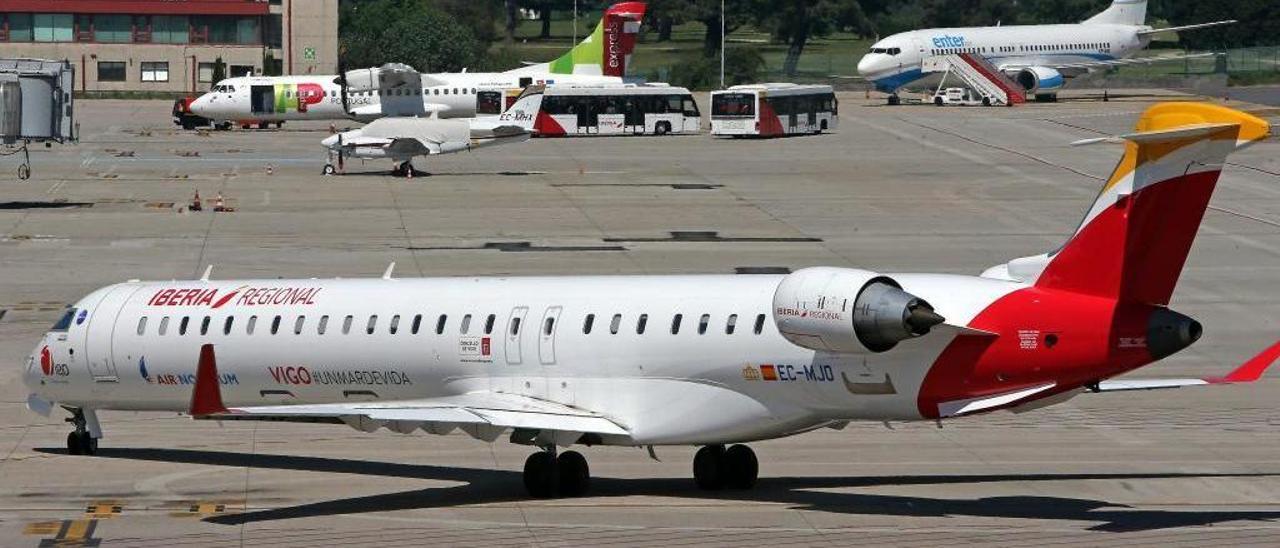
left=869, top=47, right=901, bottom=56
left=51, top=308, right=76, bottom=331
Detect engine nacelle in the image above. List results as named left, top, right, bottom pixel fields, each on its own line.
left=772, top=267, right=946, bottom=354
left=1015, top=66, right=1064, bottom=94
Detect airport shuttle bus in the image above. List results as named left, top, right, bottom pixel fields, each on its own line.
left=710, top=84, right=837, bottom=137
left=531, top=84, right=701, bottom=137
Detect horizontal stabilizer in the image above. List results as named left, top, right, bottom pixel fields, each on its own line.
left=1091, top=339, right=1280, bottom=392
left=1137, top=20, right=1237, bottom=36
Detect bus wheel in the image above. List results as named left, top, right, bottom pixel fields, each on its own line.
left=655, top=121, right=670, bottom=135
left=258, top=122, right=269, bottom=130
left=276, top=122, right=284, bottom=129
left=819, top=120, right=828, bottom=133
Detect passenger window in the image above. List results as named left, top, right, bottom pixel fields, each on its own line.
left=137, top=317, right=147, bottom=336
left=610, top=314, right=621, bottom=334
left=271, top=315, right=281, bottom=335
left=412, top=314, right=422, bottom=334
left=583, top=313, right=595, bottom=334
left=294, top=315, right=305, bottom=335
left=754, top=313, right=766, bottom=335
left=179, top=316, right=190, bottom=335
left=223, top=316, right=234, bottom=335
left=200, top=316, right=211, bottom=335
left=318, top=315, right=329, bottom=335
left=390, top=314, right=400, bottom=335
left=436, top=314, right=447, bottom=334
left=343, top=315, right=353, bottom=334
left=636, top=314, right=648, bottom=334
left=484, top=314, right=495, bottom=334
left=366, top=315, right=378, bottom=335
left=671, top=313, right=682, bottom=334
left=726, top=314, right=738, bottom=335
left=159, top=316, right=169, bottom=336
left=460, top=314, right=472, bottom=334
left=246, top=315, right=256, bottom=335
left=544, top=317, right=555, bottom=336
left=698, top=314, right=710, bottom=335
left=510, top=316, right=521, bottom=335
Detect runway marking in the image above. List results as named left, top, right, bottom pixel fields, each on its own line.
left=30, top=519, right=100, bottom=547
left=84, top=501, right=122, bottom=519
left=169, top=500, right=242, bottom=518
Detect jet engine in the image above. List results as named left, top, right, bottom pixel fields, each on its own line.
left=772, top=267, right=946, bottom=354
left=1015, top=66, right=1065, bottom=94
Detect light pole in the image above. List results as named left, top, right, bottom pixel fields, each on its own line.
left=573, top=0, right=578, bottom=45
left=720, top=0, right=725, bottom=88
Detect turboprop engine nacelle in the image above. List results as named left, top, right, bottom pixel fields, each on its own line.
left=772, top=267, right=946, bottom=354
left=1015, top=66, right=1065, bottom=94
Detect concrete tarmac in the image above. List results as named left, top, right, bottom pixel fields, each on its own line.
left=1, top=92, right=1279, bottom=546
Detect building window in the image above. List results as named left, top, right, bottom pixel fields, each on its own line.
left=34, top=14, right=74, bottom=42
left=94, top=14, right=132, bottom=43
left=4, top=14, right=34, bottom=42
left=141, top=62, right=169, bottom=83
left=230, top=64, right=255, bottom=77
left=151, top=15, right=190, bottom=44
left=98, top=61, right=126, bottom=82
left=198, top=62, right=216, bottom=83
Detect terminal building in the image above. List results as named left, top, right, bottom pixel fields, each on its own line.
left=0, top=0, right=337, bottom=94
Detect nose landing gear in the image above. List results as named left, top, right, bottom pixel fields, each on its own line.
left=523, top=447, right=590, bottom=498
left=64, top=408, right=98, bottom=456
left=693, top=444, right=758, bottom=490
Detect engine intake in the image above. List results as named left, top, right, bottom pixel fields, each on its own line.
left=773, top=267, right=945, bottom=354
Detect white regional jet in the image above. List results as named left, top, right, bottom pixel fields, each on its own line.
left=319, top=86, right=545, bottom=177
left=856, top=0, right=1234, bottom=103
left=23, top=103, right=1279, bottom=498
left=188, top=2, right=646, bottom=123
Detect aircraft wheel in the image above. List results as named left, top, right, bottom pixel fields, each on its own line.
left=557, top=450, right=590, bottom=497
left=888, top=94, right=901, bottom=106
left=524, top=451, right=558, bottom=498
left=67, top=431, right=96, bottom=456
left=934, top=96, right=944, bottom=106
left=323, top=164, right=336, bottom=176
left=403, top=162, right=416, bottom=179
left=693, top=444, right=726, bottom=490
left=18, top=163, right=30, bottom=180
left=722, top=444, right=758, bottom=489
left=258, top=122, right=269, bottom=130
left=67, top=432, right=83, bottom=455
left=982, top=97, right=992, bottom=107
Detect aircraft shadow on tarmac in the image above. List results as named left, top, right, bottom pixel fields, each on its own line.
left=37, top=447, right=1280, bottom=533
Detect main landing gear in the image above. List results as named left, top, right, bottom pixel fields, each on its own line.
left=887, top=93, right=902, bottom=106
left=391, top=161, right=418, bottom=178
left=523, top=447, right=590, bottom=498
left=693, top=444, right=758, bottom=490
left=65, top=408, right=98, bottom=456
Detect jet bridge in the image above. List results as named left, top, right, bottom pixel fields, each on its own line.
left=0, top=58, right=76, bottom=180
left=921, top=53, right=1026, bottom=106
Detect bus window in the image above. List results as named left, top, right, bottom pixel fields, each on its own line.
left=712, top=93, right=754, bottom=117
left=683, top=96, right=700, bottom=117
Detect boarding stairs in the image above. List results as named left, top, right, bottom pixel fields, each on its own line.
left=921, top=53, right=1026, bottom=106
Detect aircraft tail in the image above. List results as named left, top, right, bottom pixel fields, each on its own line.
left=1083, top=0, right=1147, bottom=26
left=508, top=2, right=647, bottom=78
left=983, top=103, right=1270, bottom=305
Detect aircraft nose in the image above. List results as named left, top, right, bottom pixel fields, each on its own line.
left=320, top=134, right=339, bottom=149
left=856, top=55, right=878, bottom=76
left=23, top=345, right=44, bottom=390
left=189, top=95, right=209, bottom=116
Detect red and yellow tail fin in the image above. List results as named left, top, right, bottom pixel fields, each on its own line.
left=989, top=103, right=1269, bottom=304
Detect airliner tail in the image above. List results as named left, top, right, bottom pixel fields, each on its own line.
left=1083, top=0, right=1147, bottom=26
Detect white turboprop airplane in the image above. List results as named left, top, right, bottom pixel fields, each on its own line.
left=319, top=86, right=544, bottom=177
left=856, top=0, right=1234, bottom=103
left=188, top=2, right=645, bottom=123
left=23, top=103, right=1278, bottom=498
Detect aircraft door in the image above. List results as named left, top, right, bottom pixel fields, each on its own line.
left=506, top=306, right=528, bottom=365
left=250, top=85, right=275, bottom=115
left=538, top=306, right=561, bottom=365
left=83, top=285, right=141, bottom=381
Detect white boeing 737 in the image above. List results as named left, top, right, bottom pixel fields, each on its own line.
left=23, top=103, right=1278, bottom=498
left=856, top=0, right=1233, bottom=102
left=188, top=2, right=645, bottom=123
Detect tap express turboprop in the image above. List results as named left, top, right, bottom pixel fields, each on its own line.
left=856, top=0, right=1234, bottom=103
left=318, top=86, right=545, bottom=178
left=24, top=103, right=1278, bottom=498
left=188, top=2, right=645, bottom=124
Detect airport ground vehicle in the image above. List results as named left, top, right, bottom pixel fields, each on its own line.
left=530, top=84, right=700, bottom=137
left=172, top=97, right=213, bottom=130
left=710, top=84, right=837, bottom=137
left=933, top=87, right=995, bottom=106
left=24, top=103, right=1276, bottom=499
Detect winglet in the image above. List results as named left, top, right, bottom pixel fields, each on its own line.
left=1205, top=340, right=1280, bottom=384
left=189, top=344, right=229, bottom=416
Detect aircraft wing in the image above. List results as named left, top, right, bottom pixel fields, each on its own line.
left=997, top=52, right=1219, bottom=72
left=1089, top=340, right=1280, bottom=393
left=185, top=345, right=630, bottom=445
left=383, top=137, right=434, bottom=157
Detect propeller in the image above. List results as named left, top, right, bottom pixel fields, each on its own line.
left=336, top=56, right=350, bottom=115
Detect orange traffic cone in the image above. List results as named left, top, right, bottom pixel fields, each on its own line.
left=214, top=192, right=225, bottom=212
left=191, top=190, right=203, bottom=211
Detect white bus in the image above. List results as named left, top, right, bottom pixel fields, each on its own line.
left=529, top=84, right=701, bottom=137
left=710, top=83, right=837, bottom=137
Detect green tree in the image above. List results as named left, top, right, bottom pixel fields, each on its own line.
left=340, top=0, right=484, bottom=72
left=750, top=0, right=862, bottom=76
left=210, top=56, right=226, bottom=87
